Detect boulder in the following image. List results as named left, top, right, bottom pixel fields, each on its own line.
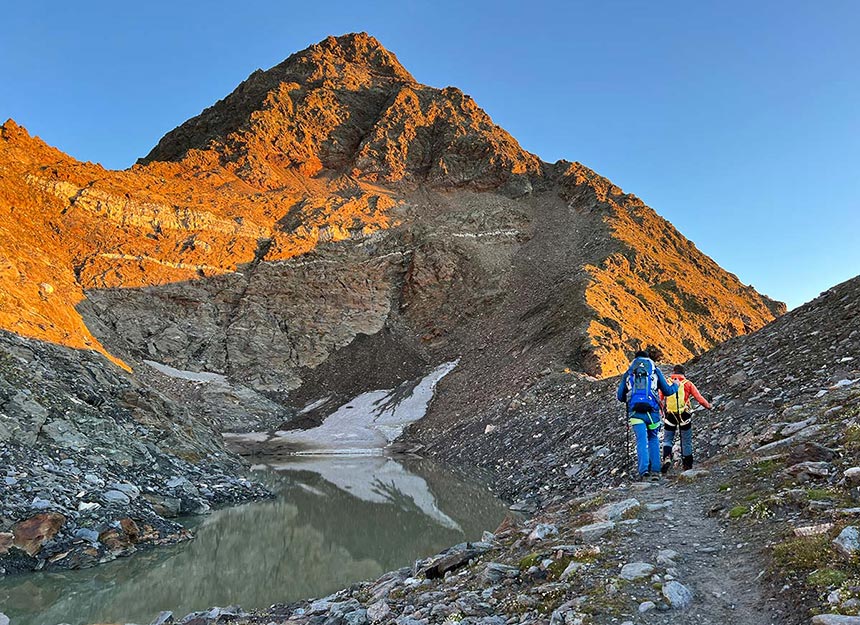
left=662, top=580, right=694, bottom=609
left=833, top=526, right=860, bottom=560
left=12, top=512, right=66, bottom=556
left=594, top=498, right=640, bottom=522
left=101, top=489, right=131, bottom=506
left=367, top=601, right=391, bottom=623
left=422, top=547, right=479, bottom=579
left=620, top=562, right=655, bottom=580
left=481, top=562, right=520, bottom=584
left=574, top=521, right=615, bottom=542
left=811, top=616, right=860, bottom=625
left=844, top=467, right=860, bottom=487
left=528, top=523, right=558, bottom=542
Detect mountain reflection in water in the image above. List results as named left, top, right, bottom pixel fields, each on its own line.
left=0, top=456, right=508, bottom=625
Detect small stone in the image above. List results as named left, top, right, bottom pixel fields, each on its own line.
left=74, top=528, right=100, bottom=543
left=367, top=601, right=390, bottom=623
left=728, top=371, right=747, bottom=385
left=108, top=482, right=141, bottom=500
left=594, top=498, right=639, bottom=521
left=662, top=580, right=694, bottom=609
left=844, top=467, right=860, bottom=487
left=811, top=615, right=860, bottom=624
left=639, top=601, right=656, bottom=613
left=345, top=609, right=368, bottom=625
left=528, top=523, right=558, bottom=542
left=102, top=489, right=131, bottom=506
left=30, top=497, right=51, bottom=510
left=150, top=612, right=174, bottom=625
left=679, top=469, right=710, bottom=480
left=574, top=521, right=615, bottom=542
left=560, top=561, right=585, bottom=580
left=482, top=562, right=520, bottom=584
left=0, top=533, right=13, bottom=555
left=833, top=526, right=860, bottom=559
left=656, top=549, right=679, bottom=565
left=620, top=562, right=655, bottom=580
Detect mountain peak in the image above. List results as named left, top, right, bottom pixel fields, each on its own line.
left=292, top=32, right=416, bottom=83
left=139, top=33, right=541, bottom=190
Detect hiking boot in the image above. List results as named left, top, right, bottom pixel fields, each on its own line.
left=637, top=472, right=650, bottom=482
left=661, top=459, right=672, bottom=474
left=682, top=455, right=694, bottom=471
left=649, top=472, right=663, bottom=483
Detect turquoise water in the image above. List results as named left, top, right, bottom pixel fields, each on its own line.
left=0, top=456, right=508, bottom=625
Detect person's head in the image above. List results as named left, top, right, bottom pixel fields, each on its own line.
left=634, top=350, right=649, bottom=359
left=673, top=364, right=686, bottom=375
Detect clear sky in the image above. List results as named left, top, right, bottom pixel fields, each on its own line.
left=2, top=1, right=858, bottom=309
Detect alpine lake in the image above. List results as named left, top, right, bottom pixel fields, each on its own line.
left=0, top=455, right=509, bottom=625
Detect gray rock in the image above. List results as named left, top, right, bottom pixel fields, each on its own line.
left=662, top=580, right=694, bottom=609
left=574, top=521, right=615, bottom=542
left=620, top=562, right=655, bottom=580
left=811, top=616, right=860, bottom=625
left=527, top=523, right=558, bottom=542
left=150, top=612, right=174, bottom=625
left=639, top=601, right=656, bottom=613
left=108, top=482, right=141, bottom=500
left=0, top=612, right=9, bottom=625
left=345, top=609, right=368, bottom=625
left=481, top=562, right=520, bottom=584
left=594, top=498, right=639, bottom=521
left=679, top=469, right=710, bottom=480
left=728, top=371, right=747, bottom=385
left=645, top=501, right=673, bottom=512
left=367, top=601, right=391, bottom=623
left=833, top=526, right=860, bottom=559
left=656, top=549, right=680, bottom=565
left=74, top=528, right=100, bottom=543
left=560, top=560, right=585, bottom=580
left=30, top=497, right=52, bottom=510
left=101, top=489, right=131, bottom=506
left=844, top=467, right=860, bottom=487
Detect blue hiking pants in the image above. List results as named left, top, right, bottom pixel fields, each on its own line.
left=629, top=410, right=662, bottom=476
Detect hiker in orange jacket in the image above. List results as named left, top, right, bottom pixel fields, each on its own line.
left=659, top=364, right=712, bottom=472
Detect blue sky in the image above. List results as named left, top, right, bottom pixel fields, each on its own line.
left=2, top=1, right=858, bottom=309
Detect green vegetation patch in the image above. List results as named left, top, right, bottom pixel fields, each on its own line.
left=808, top=568, right=849, bottom=588
left=728, top=505, right=749, bottom=519
left=519, top=552, right=543, bottom=570
left=772, top=535, right=833, bottom=572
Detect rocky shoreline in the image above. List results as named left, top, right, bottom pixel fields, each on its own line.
left=0, top=330, right=271, bottom=577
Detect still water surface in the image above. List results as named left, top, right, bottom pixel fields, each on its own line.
left=0, top=456, right=508, bottom=625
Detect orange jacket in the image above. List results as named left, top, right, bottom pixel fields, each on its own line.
left=660, top=374, right=712, bottom=411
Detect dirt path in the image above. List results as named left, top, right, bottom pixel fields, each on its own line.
left=609, top=467, right=791, bottom=625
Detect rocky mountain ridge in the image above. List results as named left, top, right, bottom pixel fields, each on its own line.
left=0, top=35, right=783, bottom=439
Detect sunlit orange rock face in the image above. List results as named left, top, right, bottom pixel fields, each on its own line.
left=0, top=33, right=783, bottom=406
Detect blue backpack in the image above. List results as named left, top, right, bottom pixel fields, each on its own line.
left=626, top=358, right=660, bottom=413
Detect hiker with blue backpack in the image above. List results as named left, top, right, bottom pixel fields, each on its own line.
left=616, top=350, right=678, bottom=481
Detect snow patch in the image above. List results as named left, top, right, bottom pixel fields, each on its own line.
left=272, top=361, right=457, bottom=454
left=143, top=360, right=229, bottom=386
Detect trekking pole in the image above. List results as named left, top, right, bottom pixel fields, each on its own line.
left=624, top=404, right=630, bottom=476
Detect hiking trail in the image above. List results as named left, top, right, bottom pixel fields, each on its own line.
left=608, top=464, right=789, bottom=625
